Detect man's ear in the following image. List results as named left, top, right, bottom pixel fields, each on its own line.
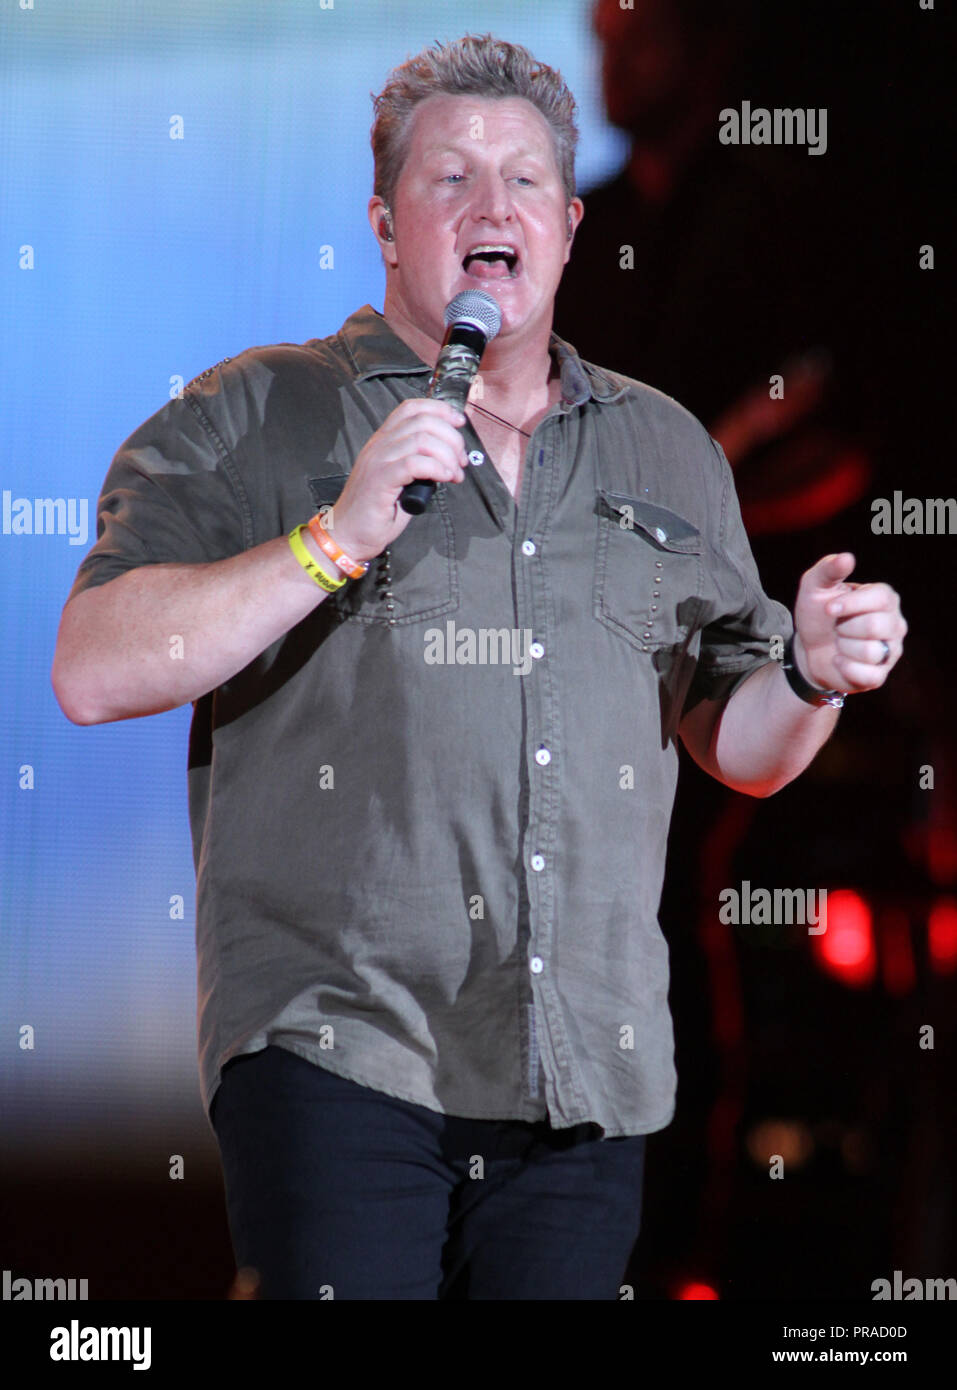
left=368, top=196, right=398, bottom=267
left=564, top=197, right=585, bottom=263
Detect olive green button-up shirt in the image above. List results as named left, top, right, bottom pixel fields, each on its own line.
left=68, top=305, right=792, bottom=1137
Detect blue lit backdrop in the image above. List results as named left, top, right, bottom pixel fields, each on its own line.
left=0, top=0, right=626, bottom=1163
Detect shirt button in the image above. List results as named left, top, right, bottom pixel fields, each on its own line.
left=529, top=642, right=544, bottom=659
left=654, top=527, right=667, bottom=543
left=468, top=450, right=485, bottom=466
left=530, top=853, right=545, bottom=872
left=535, top=746, right=551, bottom=766
left=530, top=956, right=544, bottom=974
left=521, top=539, right=536, bottom=556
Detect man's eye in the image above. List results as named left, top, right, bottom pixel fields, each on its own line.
left=512, top=176, right=534, bottom=186
left=442, top=173, right=465, bottom=184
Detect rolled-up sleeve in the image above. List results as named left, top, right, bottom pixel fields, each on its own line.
left=683, top=438, right=794, bottom=711
left=67, top=388, right=251, bottom=602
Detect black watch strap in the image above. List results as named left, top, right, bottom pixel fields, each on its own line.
left=781, top=635, right=846, bottom=708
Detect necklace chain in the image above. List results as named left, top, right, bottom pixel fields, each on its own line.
left=467, top=401, right=532, bottom=439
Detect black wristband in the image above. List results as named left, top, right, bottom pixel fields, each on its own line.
left=781, top=634, right=845, bottom=708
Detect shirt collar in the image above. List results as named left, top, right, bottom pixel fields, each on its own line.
left=335, top=304, right=628, bottom=407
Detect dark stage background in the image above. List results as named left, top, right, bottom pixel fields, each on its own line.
left=2, top=0, right=952, bottom=1311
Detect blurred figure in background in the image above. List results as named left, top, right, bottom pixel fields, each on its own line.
left=557, top=0, right=872, bottom=540
left=556, top=0, right=929, bottom=1298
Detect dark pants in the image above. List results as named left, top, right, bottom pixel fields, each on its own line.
left=211, top=1044, right=646, bottom=1300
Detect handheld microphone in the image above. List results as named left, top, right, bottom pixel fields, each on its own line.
left=398, top=290, right=502, bottom=515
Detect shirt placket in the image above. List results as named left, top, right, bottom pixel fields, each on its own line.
left=513, top=410, right=578, bottom=1114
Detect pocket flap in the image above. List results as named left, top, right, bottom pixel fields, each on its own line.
left=306, top=472, right=350, bottom=508
left=596, top=491, right=702, bottom=554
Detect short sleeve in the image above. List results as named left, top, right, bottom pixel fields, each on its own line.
left=683, top=438, right=794, bottom=712
left=67, top=388, right=252, bottom=603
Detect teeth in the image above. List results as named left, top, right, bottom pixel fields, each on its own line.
left=463, top=244, right=519, bottom=275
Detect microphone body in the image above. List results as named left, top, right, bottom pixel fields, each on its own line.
left=399, top=292, right=501, bottom=516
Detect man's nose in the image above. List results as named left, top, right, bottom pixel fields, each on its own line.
left=468, top=169, right=514, bottom=225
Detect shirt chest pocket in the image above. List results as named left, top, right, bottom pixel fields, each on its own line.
left=594, top=491, right=704, bottom=652
left=306, top=472, right=459, bottom=625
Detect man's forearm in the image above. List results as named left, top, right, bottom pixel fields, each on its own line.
left=703, top=658, right=841, bottom=797
left=52, top=531, right=341, bottom=725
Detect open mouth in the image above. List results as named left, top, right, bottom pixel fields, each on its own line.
left=462, top=246, right=519, bottom=279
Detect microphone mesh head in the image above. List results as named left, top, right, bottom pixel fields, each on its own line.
left=444, top=290, right=502, bottom=341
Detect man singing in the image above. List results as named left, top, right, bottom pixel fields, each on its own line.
left=52, top=34, right=905, bottom=1300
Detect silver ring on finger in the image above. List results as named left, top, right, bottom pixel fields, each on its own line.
left=878, top=640, right=891, bottom=665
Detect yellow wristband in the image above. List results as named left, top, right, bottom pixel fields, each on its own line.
left=288, top=524, right=347, bottom=592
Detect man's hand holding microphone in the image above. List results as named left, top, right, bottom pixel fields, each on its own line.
left=314, top=396, right=470, bottom=567
left=302, top=289, right=502, bottom=569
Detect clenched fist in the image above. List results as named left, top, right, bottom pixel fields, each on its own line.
left=325, top=398, right=469, bottom=563
left=792, top=552, right=907, bottom=694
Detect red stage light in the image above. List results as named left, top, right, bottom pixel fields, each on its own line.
left=811, top=889, right=876, bottom=988
left=676, top=1281, right=720, bottom=1300
left=928, top=897, right=957, bottom=974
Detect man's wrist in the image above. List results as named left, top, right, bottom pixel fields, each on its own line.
left=782, top=633, right=846, bottom=709
left=311, top=507, right=376, bottom=573
left=298, top=524, right=350, bottom=585
left=790, top=632, right=817, bottom=686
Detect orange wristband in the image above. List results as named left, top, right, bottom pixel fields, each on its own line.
left=307, top=510, right=370, bottom=580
